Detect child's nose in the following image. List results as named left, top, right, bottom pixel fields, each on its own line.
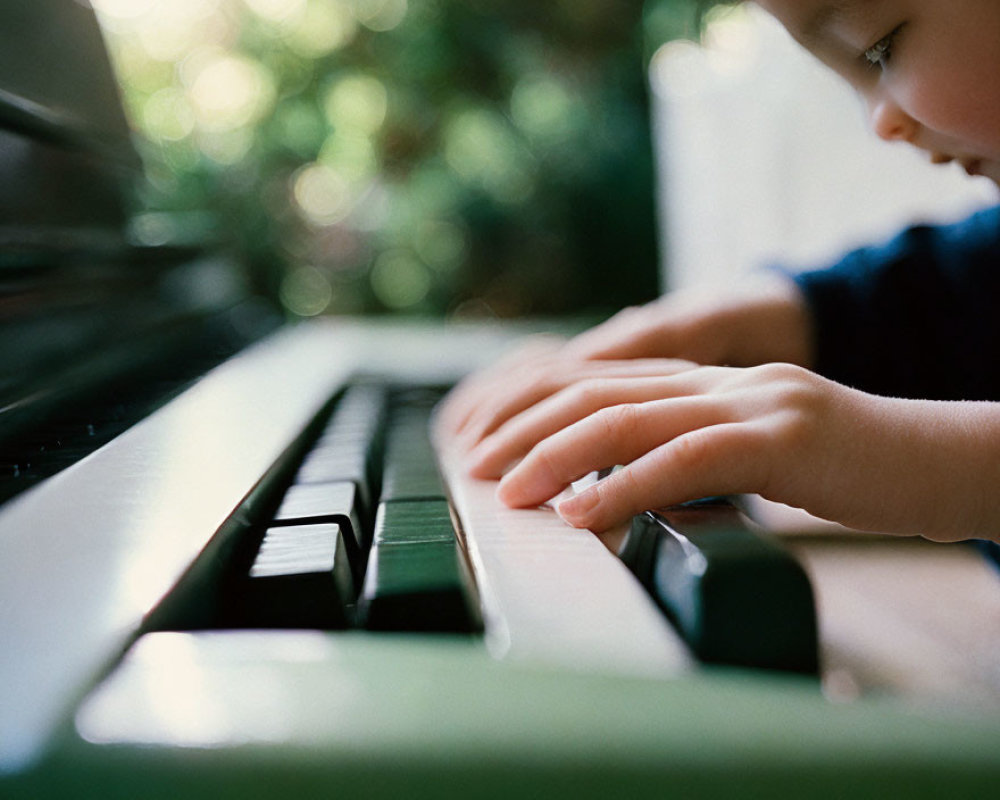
left=867, top=95, right=918, bottom=144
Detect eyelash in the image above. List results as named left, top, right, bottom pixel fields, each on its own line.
left=863, top=24, right=905, bottom=69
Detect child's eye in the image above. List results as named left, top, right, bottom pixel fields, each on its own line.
left=863, top=24, right=905, bottom=69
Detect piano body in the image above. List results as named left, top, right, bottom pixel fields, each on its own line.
left=2, top=2, right=1000, bottom=798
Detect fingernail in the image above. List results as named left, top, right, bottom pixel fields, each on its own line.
left=557, top=489, right=599, bottom=525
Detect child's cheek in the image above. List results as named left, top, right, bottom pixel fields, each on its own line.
left=907, top=62, right=1000, bottom=157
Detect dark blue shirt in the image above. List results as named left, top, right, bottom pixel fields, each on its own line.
left=791, top=204, right=1000, bottom=401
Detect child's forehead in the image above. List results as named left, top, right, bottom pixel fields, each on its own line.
left=758, top=0, right=876, bottom=44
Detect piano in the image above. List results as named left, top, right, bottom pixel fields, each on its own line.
left=2, top=2, right=1000, bottom=797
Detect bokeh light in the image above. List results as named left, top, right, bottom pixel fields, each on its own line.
left=510, top=74, right=579, bottom=146
left=353, top=0, right=409, bottom=32
left=317, top=132, right=378, bottom=186
left=142, top=88, right=196, bottom=142
left=280, top=264, right=334, bottom=316
left=243, top=0, right=308, bottom=26
left=292, top=163, right=352, bottom=226
left=370, top=249, right=431, bottom=309
left=187, top=52, right=276, bottom=132
left=443, top=108, right=533, bottom=204
left=323, top=74, right=388, bottom=134
left=413, top=219, right=467, bottom=275
left=283, top=0, right=358, bottom=57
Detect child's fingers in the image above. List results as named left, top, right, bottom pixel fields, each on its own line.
left=561, top=305, right=669, bottom=360
left=562, top=290, right=717, bottom=361
left=438, top=335, right=566, bottom=433
left=466, top=374, right=712, bottom=478
left=454, top=357, right=699, bottom=448
left=555, top=422, right=771, bottom=532
left=492, top=362, right=830, bottom=531
left=467, top=364, right=769, bottom=479
left=495, top=396, right=726, bottom=509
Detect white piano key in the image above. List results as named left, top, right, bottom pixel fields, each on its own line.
left=435, top=438, right=694, bottom=677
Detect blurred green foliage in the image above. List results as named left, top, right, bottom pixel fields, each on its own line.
left=95, top=0, right=706, bottom=319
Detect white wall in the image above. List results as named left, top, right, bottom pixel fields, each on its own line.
left=650, top=5, right=998, bottom=291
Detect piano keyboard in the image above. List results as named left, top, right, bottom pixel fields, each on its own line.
left=140, top=375, right=694, bottom=678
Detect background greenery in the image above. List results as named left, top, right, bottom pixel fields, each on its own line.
left=94, top=0, right=708, bottom=319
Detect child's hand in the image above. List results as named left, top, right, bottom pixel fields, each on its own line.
left=562, top=273, right=813, bottom=366
left=437, top=274, right=813, bottom=449
left=439, top=349, right=699, bottom=450
left=474, top=362, right=1000, bottom=543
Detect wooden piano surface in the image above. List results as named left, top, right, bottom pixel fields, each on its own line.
left=749, top=497, right=1000, bottom=709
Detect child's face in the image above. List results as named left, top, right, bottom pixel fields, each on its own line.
left=756, top=0, right=1000, bottom=187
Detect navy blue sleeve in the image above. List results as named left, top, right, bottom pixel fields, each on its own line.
left=790, top=205, right=1000, bottom=400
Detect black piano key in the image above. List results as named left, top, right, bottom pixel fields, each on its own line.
left=359, top=540, right=478, bottom=633
left=620, top=501, right=819, bottom=675
left=273, top=479, right=365, bottom=556
left=380, top=403, right=447, bottom=501
left=236, top=522, right=355, bottom=630
left=358, top=499, right=478, bottom=632
left=373, top=499, right=455, bottom=546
